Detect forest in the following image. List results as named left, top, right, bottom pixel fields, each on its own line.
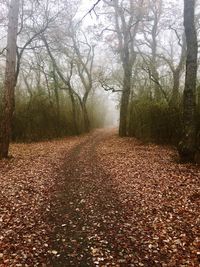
left=0, top=0, right=199, bottom=161
left=0, top=0, right=199, bottom=266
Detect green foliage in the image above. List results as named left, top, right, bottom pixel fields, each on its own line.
left=0, top=85, right=107, bottom=142
left=128, top=97, right=182, bottom=145
left=12, top=89, right=72, bottom=141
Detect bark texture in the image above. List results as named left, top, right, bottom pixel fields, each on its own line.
left=119, top=63, right=132, bottom=137
left=170, top=35, right=186, bottom=107
left=178, top=0, right=197, bottom=162
left=0, top=0, right=20, bottom=158
left=112, top=0, right=142, bottom=137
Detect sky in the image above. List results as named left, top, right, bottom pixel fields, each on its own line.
left=75, top=0, right=101, bottom=26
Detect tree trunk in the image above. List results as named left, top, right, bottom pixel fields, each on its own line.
left=0, top=0, right=20, bottom=158
left=152, top=36, right=161, bottom=102
left=69, top=89, right=79, bottom=135
left=152, top=68, right=161, bottom=101
left=82, top=103, right=90, bottom=133
left=170, top=70, right=180, bottom=107
left=178, top=0, right=197, bottom=162
left=169, top=34, right=186, bottom=107
left=119, top=64, right=131, bottom=137
left=52, top=68, right=61, bottom=132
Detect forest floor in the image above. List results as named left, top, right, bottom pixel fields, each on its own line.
left=0, top=129, right=199, bottom=267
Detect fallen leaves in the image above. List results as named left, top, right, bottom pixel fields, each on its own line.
left=96, top=130, right=200, bottom=266
left=0, top=136, right=82, bottom=266
left=0, top=129, right=199, bottom=266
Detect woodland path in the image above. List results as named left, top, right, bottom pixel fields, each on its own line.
left=47, top=130, right=134, bottom=266
left=0, top=129, right=199, bottom=266
left=47, top=130, right=200, bottom=267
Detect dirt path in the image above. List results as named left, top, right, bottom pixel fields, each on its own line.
left=46, top=130, right=199, bottom=267
left=46, top=130, right=134, bottom=266
left=0, top=129, right=199, bottom=266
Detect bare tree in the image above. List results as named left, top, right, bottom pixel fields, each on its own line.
left=178, top=0, right=198, bottom=162
left=0, top=0, right=20, bottom=158
left=104, top=0, right=145, bottom=136
left=159, top=32, right=186, bottom=107
left=141, top=0, right=162, bottom=101
left=41, top=35, right=81, bottom=134
left=72, top=31, right=95, bottom=132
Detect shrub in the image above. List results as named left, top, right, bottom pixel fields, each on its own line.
left=128, top=97, right=182, bottom=145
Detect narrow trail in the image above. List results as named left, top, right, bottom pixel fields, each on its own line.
left=45, top=129, right=200, bottom=267
left=0, top=129, right=199, bottom=266
left=47, top=130, right=134, bottom=266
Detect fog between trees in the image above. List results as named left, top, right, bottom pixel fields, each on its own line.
left=0, top=0, right=199, bottom=162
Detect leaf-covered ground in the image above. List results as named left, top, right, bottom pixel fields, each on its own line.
left=0, top=137, right=82, bottom=266
left=0, top=129, right=199, bottom=266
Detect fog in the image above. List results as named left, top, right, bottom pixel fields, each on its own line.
left=76, top=0, right=120, bottom=128
left=0, top=0, right=196, bottom=142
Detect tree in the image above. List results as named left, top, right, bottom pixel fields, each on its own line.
left=160, top=33, right=186, bottom=107
left=41, top=35, right=80, bottom=134
left=142, top=0, right=162, bottom=101
left=0, top=0, right=61, bottom=156
left=0, top=0, right=20, bottom=158
left=178, top=0, right=198, bottom=162
left=103, top=0, right=145, bottom=136
left=71, top=31, right=95, bottom=132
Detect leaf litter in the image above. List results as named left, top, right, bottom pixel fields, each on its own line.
left=0, top=129, right=199, bottom=266
left=0, top=137, right=81, bottom=266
